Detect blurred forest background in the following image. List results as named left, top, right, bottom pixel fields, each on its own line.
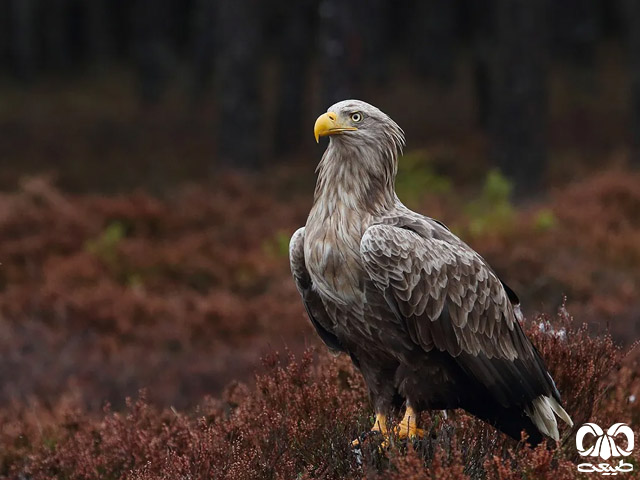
left=1, top=0, right=640, bottom=190
left=0, top=1, right=640, bottom=478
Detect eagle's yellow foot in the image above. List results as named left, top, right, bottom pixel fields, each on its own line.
left=379, top=406, right=424, bottom=448
left=351, top=412, right=388, bottom=448
left=395, top=406, right=424, bottom=439
left=352, top=408, right=424, bottom=450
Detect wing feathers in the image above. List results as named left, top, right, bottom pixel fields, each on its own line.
left=361, top=224, right=516, bottom=356
left=526, top=396, right=561, bottom=441
left=290, top=227, right=345, bottom=353
left=360, top=221, right=572, bottom=438
left=549, top=396, right=574, bottom=427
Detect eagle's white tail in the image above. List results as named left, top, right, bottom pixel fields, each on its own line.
left=525, top=396, right=574, bottom=441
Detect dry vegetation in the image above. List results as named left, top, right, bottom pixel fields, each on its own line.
left=0, top=169, right=639, bottom=478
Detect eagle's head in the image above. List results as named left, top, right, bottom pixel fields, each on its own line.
left=314, top=100, right=405, bottom=160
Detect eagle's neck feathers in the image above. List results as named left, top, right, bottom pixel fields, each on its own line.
left=312, top=138, right=398, bottom=218
left=304, top=138, right=399, bottom=304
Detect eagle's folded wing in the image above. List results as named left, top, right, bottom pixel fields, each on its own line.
left=289, top=227, right=344, bottom=353
left=360, top=222, right=563, bottom=413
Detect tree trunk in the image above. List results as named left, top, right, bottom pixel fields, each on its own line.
left=470, top=0, right=495, bottom=128
left=42, top=0, right=72, bottom=70
left=490, top=0, right=548, bottom=197
left=316, top=0, right=359, bottom=108
left=411, top=0, right=456, bottom=84
left=359, top=0, right=389, bottom=86
left=0, top=0, right=11, bottom=71
left=9, top=0, right=37, bottom=82
left=624, top=0, right=640, bottom=166
left=215, top=0, right=263, bottom=169
left=550, top=0, right=598, bottom=70
left=84, top=0, right=113, bottom=64
left=274, top=0, right=313, bottom=155
left=131, top=0, right=173, bottom=104
left=190, top=0, right=216, bottom=100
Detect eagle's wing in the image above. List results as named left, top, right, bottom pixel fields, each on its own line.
left=360, top=221, right=572, bottom=439
left=289, top=227, right=344, bottom=353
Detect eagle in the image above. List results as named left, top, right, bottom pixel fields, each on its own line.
left=289, top=100, right=573, bottom=445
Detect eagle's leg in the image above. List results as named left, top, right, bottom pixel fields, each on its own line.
left=371, top=412, right=388, bottom=434
left=350, top=356, right=400, bottom=448
left=375, top=406, right=424, bottom=449
left=394, top=405, right=424, bottom=439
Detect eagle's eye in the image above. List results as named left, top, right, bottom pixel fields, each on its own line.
left=350, top=112, right=363, bottom=123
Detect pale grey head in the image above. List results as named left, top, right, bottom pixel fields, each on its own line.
left=312, top=100, right=406, bottom=212
left=314, top=99, right=405, bottom=163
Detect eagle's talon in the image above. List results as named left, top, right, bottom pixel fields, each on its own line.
left=394, top=406, right=425, bottom=440
left=351, top=428, right=384, bottom=448
left=379, top=435, right=393, bottom=450
left=394, top=424, right=425, bottom=440
left=353, top=408, right=426, bottom=449
left=351, top=411, right=388, bottom=448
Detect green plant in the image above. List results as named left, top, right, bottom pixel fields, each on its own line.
left=85, top=221, right=126, bottom=266
left=395, top=150, right=451, bottom=208
left=533, top=208, right=557, bottom=232
left=263, top=229, right=293, bottom=258
left=465, top=169, right=515, bottom=238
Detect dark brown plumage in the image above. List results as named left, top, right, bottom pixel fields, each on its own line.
left=289, top=100, right=572, bottom=444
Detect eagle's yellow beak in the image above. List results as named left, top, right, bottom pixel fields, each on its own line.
left=314, top=111, right=358, bottom=143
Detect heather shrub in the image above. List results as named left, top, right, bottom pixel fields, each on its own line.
left=0, top=176, right=310, bottom=409
left=19, top=352, right=369, bottom=479
left=450, top=170, right=640, bottom=340
left=1, top=172, right=638, bottom=412
left=9, top=309, right=638, bottom=479
left=0, top=172, right=638, bottom=479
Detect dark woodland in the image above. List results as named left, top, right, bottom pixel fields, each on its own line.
left=0, top=0, right=638, bottom=478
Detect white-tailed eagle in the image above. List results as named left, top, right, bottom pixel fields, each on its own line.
left=289, top=100, right=573, bottom=445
